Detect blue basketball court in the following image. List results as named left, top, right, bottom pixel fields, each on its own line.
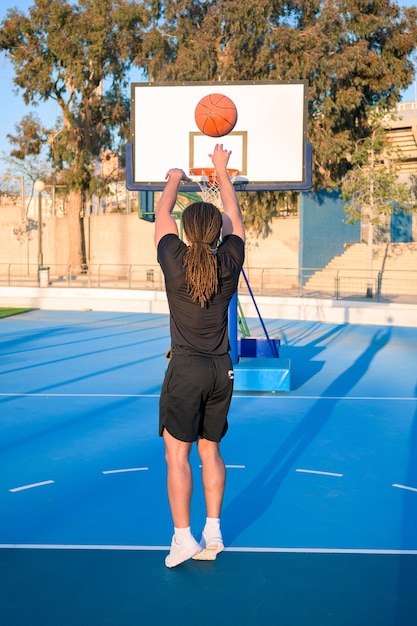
left=1, top=310, right=416, bottom=625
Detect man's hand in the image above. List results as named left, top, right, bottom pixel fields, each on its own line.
left=208, top=144, right=245, bottom=241
left=209, top=144, right=232, bottom=173
left=154, top=169, right=192, bottom=247
left=165, top=168, right=192, bottom=183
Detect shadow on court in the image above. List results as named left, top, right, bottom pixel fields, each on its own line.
left=222, top=328, right=391, bottom=545
left=276, top=321, right=347, bottom=390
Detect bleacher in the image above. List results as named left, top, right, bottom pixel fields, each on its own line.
left=303, top=242, right=417, bottom=300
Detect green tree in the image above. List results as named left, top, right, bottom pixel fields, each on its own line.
left=2, top=0, right=416, bottom=249
left=3, top=114, right=60, bottom=200
left=140, top=0, right=416, bottom=234
left=144, top=0, right=417, bottom=189
left=238, top=191, right=299, bottom=236
left=411, top=174, right=417, bottom=205
left=341, top=106, right=413, bottom=297
left=0, top=0, right=149, bottom=267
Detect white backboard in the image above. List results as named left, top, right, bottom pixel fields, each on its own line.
left=128, top=80, right=310, bottom=191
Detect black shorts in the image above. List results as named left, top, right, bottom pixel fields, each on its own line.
left=159, top=353, right=234, bottom=442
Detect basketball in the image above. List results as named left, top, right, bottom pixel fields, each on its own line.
left=194, top=93, right=238, bottom=137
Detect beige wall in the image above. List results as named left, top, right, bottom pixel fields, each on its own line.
left=1, top=203, right=299, bottom=269
left=87, top=214, right=158, bottom=266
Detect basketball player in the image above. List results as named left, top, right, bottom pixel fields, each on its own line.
left=155, top=143, right=245, bottom=567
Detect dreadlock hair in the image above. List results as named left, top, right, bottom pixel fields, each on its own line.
left=182, top=201, right=223, bottom=307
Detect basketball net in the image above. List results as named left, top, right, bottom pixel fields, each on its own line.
left=189, top=168, right=239, bottom=209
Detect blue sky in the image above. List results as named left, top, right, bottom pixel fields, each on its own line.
left=1, top=0, right=416, bottom=163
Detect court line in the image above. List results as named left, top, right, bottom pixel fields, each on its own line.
left=1, top=544, right=417, bottom=555
left=392, top=483, right=417, bottom=493
left=199, top=464, right=246, bottom=469
left=0, top=392, right=161, bottom=398
left=0, top=392, right=416, bottom=401
left=296, top=469, right=343, bottom=477
left=9, top=480, right=55, bottom=493
left=225, top=547, right=417, bottom=555
left=102, top=467, right=149, bottom=474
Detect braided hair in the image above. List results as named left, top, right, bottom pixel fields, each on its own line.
left=182, top=201, right=223, bottom=307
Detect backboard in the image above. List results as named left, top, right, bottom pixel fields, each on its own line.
left=126, top=80, right=312, bottom=192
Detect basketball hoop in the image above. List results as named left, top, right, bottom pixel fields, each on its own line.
left=189, top=167, right=239, bottom=209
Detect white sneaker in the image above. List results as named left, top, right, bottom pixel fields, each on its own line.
left=192, top=535, right=224, bottom=561
left=165, top=535, right=202, bottom=568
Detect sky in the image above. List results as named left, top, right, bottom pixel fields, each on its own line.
left=0, top=0, right=416, bottom=172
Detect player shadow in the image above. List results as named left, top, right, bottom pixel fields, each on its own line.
left=280, top=322, right=347, bottom=389
left=222, top=326, right=391, bottom=545
left=246, top=320, right=347, bottom=389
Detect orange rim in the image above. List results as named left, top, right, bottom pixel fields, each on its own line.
left=189, top=167, right=239, bottom=183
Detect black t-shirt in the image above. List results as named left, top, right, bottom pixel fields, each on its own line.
left=157, top=233, right=245, bottom=355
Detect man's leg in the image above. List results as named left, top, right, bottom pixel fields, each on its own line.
left=193, top=437, right=226, bottom=560
left=163, top=429, right=201, bottom=567
left=163, top=428, right=194, bottom=526
left=197, top=437, right=226, bottom=517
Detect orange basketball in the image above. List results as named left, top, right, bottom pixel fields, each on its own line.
left=194, top=93, right=238, bottom=137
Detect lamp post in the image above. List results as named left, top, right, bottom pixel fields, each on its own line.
left=34, top=179, right=46, bottom=269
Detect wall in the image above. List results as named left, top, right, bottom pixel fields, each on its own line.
left=3, top=195, right=413, bottom=273
left=1, top=203, right=299, bottom=270
left=299, top=190, right=361, bottom=276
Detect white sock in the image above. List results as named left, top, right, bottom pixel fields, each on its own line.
left=174, top=526, right=193, bottom=544
left=202, top=517, right=222, bottom=542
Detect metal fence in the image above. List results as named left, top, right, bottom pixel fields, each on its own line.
left=1, top=262, right=417, bottom=304
left=0, top=263, right=164, bottom=291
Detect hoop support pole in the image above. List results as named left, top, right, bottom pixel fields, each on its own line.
left=228, top=292, right=239, bottom=365
left=241, top=268, right=279, bottom=358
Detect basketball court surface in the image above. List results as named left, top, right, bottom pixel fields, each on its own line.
left=1, top=309, right=416, bottom=625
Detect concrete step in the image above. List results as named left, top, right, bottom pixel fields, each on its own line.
left=304, top=242, right=417, bottom=294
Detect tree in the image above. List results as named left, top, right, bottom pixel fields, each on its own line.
left=2, top=0, right=417, bottom=250
left=3, top=113, right=55, bottom=191
left=411, top=174, right=417, bottom=205
left=138, top=0, right=417, bottom=234
left=341, top=106, right=413, bottom=297
left=238, top=191, right=299, bottom=236
left=144, top=0, right=417, bottom=189
left=0, top=0, right=150, bottom=267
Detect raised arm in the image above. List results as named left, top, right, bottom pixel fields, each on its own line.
left=209, top=144, right=245, bottom=242
left=154, top=168, right=191, bottom=247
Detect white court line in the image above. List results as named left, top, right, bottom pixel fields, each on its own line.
left=0, top=392, right=416, bottom=401
left=1, top=544, right=417, bottom=555
left=296, top=469, right=343, bottom=477
left=393, top=483, right=417, bottom=493
left=0, top=544, right=169, bottom=551
left=9, top=480, right=55, bottom=493
left=102, top=467, right=149, bottom=475
left=0, top=392, right=160, bottom=398
left=233, top=396, right=417, bottom=402
left=224, top=547, right=417, bottom=555
left=199, top=464, right=245, bottom=469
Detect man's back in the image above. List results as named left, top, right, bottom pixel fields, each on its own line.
left=158, top=233, right=244, bottom=355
